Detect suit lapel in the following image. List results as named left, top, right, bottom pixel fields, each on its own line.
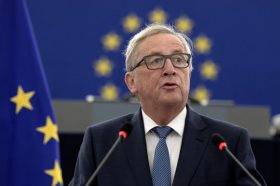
left=122, top=109, right=153, bottom=186
left=173, top=106, right=209, bottom=186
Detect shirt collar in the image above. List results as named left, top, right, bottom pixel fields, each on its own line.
left=142, top=107, right=187, bottom=136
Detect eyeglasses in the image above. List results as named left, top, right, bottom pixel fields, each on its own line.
left=130, top=53, right=191, bottom=71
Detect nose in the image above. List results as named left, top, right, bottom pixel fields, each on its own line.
left=163, top=58, right=176, bottom=76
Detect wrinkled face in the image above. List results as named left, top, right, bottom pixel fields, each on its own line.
left=125, top=33, right=191, bottom=110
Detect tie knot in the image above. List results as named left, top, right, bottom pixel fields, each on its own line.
left=153, top=126, right=173, bottom=138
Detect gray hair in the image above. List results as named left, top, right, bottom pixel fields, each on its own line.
left=124, top=24, right=193, bottom=72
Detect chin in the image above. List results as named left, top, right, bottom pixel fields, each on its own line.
left=161, top=97, right=183, bottom=106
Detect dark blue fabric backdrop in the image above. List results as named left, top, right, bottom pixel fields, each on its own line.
left=0, top=0, right=62, bottom=185
left=27, top=0, right=280, bottom=116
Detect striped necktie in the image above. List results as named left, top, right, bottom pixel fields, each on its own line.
left=152, top=126, right=173, bottom=186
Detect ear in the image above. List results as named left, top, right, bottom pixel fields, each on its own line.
left=125, top=72, right=138, bottom=95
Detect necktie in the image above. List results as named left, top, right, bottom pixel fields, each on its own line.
left=152, top=126, right=173, bottom=186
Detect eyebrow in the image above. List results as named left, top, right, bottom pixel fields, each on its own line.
left=146, top=52, right=162, bottom=56
left=145, top=50, right=186, bottom=56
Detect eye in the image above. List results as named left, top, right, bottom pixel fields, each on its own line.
left=149, top=56, right=164, bottom=64
left=172, top=55, right=184, bottom=63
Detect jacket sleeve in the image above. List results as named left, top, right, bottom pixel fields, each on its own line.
left=234, top=129, right=266, bottom=186
left=68, top=127, right=97, bottom=186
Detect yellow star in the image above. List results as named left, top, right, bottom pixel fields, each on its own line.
left=200, top=60, right=219, bottom=80
left=36, top=116, right=59, bottom=144
left=94, top=57, right=113, bottom=76
left=194, top=35, right=212, bottom=54
left=45, top=160, right=63, bottom=186
left=10, top=86, right=35, bottom=114
left=149, top=8, right=167, bottom=24
left=123, top=14, right=141, bottom=33
left=102, top=32, right=121, bottom=51
left=191, top=86, right=211, bottom=103
left=100, top=84, right=119, bottom=101
left=175, top=16, right=194, bottom=33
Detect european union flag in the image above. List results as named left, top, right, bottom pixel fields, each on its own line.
left=0, top=0, right=63, bottom=185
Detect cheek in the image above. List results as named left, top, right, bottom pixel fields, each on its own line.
left=139, top=79, right=153, bottom=91
left=181, top=72, right=191, bottom=91
left=138, top=75, right=159, bottom=94
left=134, top=76, right=150, bottom=92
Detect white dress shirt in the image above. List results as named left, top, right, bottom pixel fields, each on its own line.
left=142, top=107, right=187, bottom=184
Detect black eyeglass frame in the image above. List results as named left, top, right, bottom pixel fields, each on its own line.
left=130, top=53, right=191, bottom=71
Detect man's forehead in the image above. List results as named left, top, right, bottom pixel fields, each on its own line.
left=137, top=33, right=188, bottom=54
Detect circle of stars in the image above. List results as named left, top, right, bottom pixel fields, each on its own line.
left=93, top=7, right=220, bottom=102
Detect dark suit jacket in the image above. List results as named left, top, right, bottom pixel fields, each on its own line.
left=69, top=106, right=266, bottom=186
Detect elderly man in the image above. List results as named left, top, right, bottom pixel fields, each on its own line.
left=69, top=24, right=266, bottom=186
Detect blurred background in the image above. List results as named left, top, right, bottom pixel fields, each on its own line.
left=27, top=0, right=280, bottom=115
left=4, top=0, right=280, bottom=185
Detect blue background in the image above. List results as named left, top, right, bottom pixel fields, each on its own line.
left=27, top=0, right=280, bottom=116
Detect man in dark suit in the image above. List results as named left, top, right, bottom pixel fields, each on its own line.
left=69, top=24, right=266, bottom=186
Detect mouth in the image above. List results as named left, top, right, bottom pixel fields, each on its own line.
left=162, top=82, right=178, bottom=89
